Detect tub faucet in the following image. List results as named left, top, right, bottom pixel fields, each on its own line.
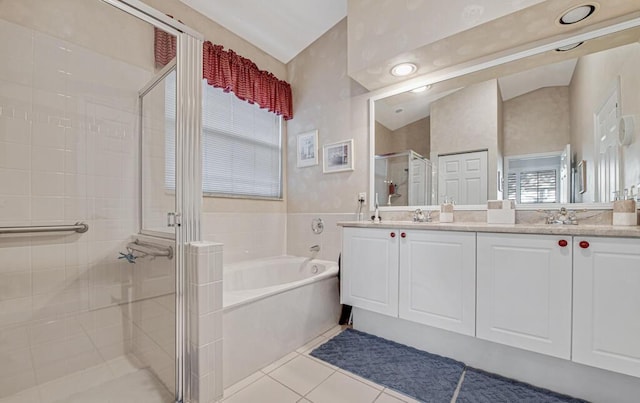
left=309, top=245, right=320, bottom=252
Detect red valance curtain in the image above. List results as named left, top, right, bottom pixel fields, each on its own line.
left=154, top=29, right=293, bottom=120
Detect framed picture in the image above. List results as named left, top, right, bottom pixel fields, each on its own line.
left=577, top=160, right=587, bottom=194
left=296, top=130, right=318, bottom=168
left=323, top=139, right=354, bottom=173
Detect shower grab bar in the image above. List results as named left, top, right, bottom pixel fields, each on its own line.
left=0, top=222, right=89, bottom=235
left=127, top=238, right=173, bottom=260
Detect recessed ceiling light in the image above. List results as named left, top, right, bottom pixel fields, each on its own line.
left=556, top=41, right=584, bottom=52
left=391, top=63, right=417, bottom=77
left=410, top=85, right=431, bottom=93
left=558, top=4, right=596, bottom=25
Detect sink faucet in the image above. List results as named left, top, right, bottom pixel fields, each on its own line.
left=540, top=207, right=578, bottom=225
left=413, top=209, right=432, bottom=223
left=309, top=244, right=320, bottom=252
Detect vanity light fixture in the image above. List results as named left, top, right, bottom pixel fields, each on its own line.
left=555, top=41, right=584, bottom=52
left=391, top=62, right=417, bottom=77
left=558, top=4, right=596, bottom=25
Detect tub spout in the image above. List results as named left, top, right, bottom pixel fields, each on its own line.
left=309, top=245, right=320, bottom=252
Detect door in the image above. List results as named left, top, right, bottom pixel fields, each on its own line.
left=438, top=150, right=488, bottom=204
left=573, top=237, right=640, bottom=378
left=476, top=233, right=572, bottom=359
left=399, top=230, right=476, bottom=336
left=409, top=157, right=427, bottom=205
left=560, top=144, right=571, bottom=203
left=595, top=83, right=620, bottom=202
left=342, top=227, right=399, bottom=317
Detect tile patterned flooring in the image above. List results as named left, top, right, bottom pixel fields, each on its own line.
left=223, top=325, right=424, bottom=403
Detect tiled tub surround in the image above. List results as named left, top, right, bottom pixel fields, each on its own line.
left=0, top=18, right=179, bottom=399
left=188, top=242, right=224, bottom=403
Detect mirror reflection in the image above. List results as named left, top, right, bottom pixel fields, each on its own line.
left=373, top=30, right=640, bottom=208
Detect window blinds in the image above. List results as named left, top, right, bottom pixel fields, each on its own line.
left=165, top=78, right=282, bottom=199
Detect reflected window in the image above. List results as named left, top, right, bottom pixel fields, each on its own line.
left=506, top=155, right=561, bottom=204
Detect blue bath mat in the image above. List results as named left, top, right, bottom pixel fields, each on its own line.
left=310, top=328, right=465, bottom=402
left=456, top=367, right=588, bottom=403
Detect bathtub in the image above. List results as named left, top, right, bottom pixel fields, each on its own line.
left=223, top=256, right=340, bottom=388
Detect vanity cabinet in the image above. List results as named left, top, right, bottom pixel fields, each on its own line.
left=476, top=233, right=572, bottom=359
left=398, top=230, right=476, bottom=336
left=572, top=237, right=640, bottom=378
left=341, top=227, right=399, bottom=317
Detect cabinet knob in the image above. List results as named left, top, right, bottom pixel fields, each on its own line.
left=579, top=240, right=590, bottom=249
left=401, top=232, right=406, bottom=238
left=390, top=232, right=396, bottom=238
left=558, top=239, right=568, bottom=247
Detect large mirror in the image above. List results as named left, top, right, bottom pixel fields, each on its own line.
left=371, top=21, right=640, bottom=209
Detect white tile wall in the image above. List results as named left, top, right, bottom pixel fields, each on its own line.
left=286, top=213, right=353, bottom=262
left=188, top=242, right=224, bottom=403
left=202, top=212, right=286, bottom=264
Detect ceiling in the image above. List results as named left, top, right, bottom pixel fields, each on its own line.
left=376, top=58, right=579, bottom=131
left=178, top=0, right=347, bottom=63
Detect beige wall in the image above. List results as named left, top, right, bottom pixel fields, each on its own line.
left=503, top=87, right=571, bottom=157
left=375, top=118, right=430, bottom=157
left=286, top=18, right=369, bottom=214
left=570, top=42, right=640, bottom=203
left=430, top=79, right=501, bottom=199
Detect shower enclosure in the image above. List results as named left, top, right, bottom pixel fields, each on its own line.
left=0, top=1, right=202, bottom=402
left=374, top=150, right=432, bottom=206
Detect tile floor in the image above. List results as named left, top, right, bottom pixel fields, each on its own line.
left=222, top=325, right=424, bottom=403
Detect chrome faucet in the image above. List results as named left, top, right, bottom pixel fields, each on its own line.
left=540, top=207, right=578, bottom=225
left=309, top=244, right=320, bottom=252
left=413, top=209, right=432, bottom=223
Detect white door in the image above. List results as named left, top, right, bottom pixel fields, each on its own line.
left=476, top=233, right=572, bottom=359
left=438, top=151, right=487, bottom=205
left=399, top=230, right=476, bottom=336
left=409, top=158, right=426, bottom=205
left=560, top=144, right=571, bottom=203
left=596, top=84, right=620, bottom=202
left=341, top=227, right=399, bottom=317
left=573, top=237, right=640, bottom=378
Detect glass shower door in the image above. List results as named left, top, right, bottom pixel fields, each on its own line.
left=0, top=1, right=201, bottom=402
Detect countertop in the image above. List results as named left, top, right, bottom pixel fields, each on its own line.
left=337, top=221, right=640, bottom=238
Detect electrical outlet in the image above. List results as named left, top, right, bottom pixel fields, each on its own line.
left=358, top=192, right=366, bottom=203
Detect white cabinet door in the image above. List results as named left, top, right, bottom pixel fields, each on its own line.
left=399, top=230, right=476, bottom=336
left=476, top=233, right=572, bottom=359
left=573, top=237, right=640, bottom=377
left=437, top=151, right=488, bottom=205
left=341, top=227, right=399, bottom=317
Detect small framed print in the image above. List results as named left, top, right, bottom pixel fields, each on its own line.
left=296, top=130, right=318, bottom=168
left=323, top=139, right=354, bottom=173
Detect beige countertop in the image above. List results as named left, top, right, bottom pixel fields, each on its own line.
left=338, top=221, right=640, bottom=238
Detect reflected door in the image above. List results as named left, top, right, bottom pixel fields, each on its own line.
left=438, top=150, right=488, bottom=204
left=596, top=84, right=620, bottom=202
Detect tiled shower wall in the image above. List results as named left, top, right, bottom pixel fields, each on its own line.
left=0, top=18, right=177, bottom=397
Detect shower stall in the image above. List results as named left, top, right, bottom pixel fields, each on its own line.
left=0, top=1, right=202, bottom=402
left=374, top=150, right=432, bottom=206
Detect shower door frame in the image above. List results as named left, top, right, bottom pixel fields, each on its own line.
left=101, top=1, right=203, bottom=402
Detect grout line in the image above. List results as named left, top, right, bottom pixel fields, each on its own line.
left=451, top=368, right=467, bottom=403
left=265, top=372, right=317, bottom=400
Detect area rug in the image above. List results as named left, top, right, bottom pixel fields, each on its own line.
left=310, top=328, right=465, bottom=403
left=456, top=367, right=588, bottom=403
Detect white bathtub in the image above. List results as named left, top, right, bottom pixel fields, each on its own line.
left=223, top=256, right=340, bottom=388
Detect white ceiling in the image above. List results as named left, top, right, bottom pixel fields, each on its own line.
left=498, top=59, right=578, bottom=101
left=178, top=0, right=347, bottom=63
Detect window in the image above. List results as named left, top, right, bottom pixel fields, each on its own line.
left=166, top=78, right=283, bottom=199
left=506, top=155, right=561, bottom=204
